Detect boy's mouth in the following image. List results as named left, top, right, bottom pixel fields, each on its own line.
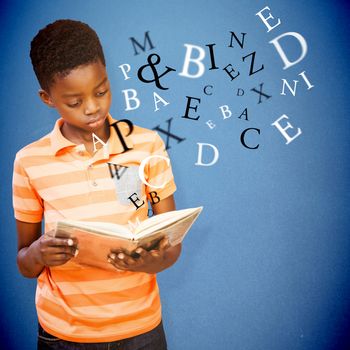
left=87, top=115, right=105, bottom=128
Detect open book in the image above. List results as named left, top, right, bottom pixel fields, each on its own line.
left=53, top=206, right=203, bottom=270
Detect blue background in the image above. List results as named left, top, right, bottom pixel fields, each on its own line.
left=1, top=0, right=350, bottom=349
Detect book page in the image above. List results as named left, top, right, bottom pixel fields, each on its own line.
left=135, top=207, right=202, bottom=236
left=56, top=220, right=132, bottom=239
left=137, top=210, right=201, bottom=247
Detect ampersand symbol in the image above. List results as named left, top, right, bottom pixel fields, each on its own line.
left=137, top=53, right=176, bottom=90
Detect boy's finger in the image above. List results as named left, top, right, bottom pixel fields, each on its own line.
left=132, top=247, right=147, bottom=259
left=48, top=237, right=77, bottom=247
left=109, top=252, right=135, bottom=266
left=140, top=238, right=162, bottom=252
left=60, top=251, right=75, bottom=259
left=44, top=229, right=56, bottom=238
left=159, top=237, right=170, bottom=251
left=49, top=252, right=75, bottom=263
left=110, top=249, right=125, bottom=256
left=142, top=241, right=154, bottom=250
left=150, top=250, right=161, bottom=258
left=120, top=254, right=137, bottom=266
left=107, top=253, right=126, bottom=270
left=50, top=246, right=78, bottom=255
left=107, top=259, right=126, bottom=272
left=110, top=258, right=129, bottom=270
left=48, top=231, right=78, bottom=244
left=57, top=237, right=79, bottom=246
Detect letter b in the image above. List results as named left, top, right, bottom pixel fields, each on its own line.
left=219, top=105, right=232, bottom=119
left=122, top=89, right=141, bottom=111
left=179, top=44, right=206, bottom=78
left=149, top=191, right=160, bottom=205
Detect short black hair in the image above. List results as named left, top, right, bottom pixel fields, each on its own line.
left=30, top=19, right=106, bottom=92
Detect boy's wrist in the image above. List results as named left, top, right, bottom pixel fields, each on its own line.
left=30, top=239, right=44, bottom=267
left=17, top=239, right=45, bottom=278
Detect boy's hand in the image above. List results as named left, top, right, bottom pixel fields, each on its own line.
left=33, top=230, right=79, bottom=267
left=108, top=237, right=172, bottom=274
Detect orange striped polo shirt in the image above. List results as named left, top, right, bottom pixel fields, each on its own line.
left=12, top=114, right=176, bottom=342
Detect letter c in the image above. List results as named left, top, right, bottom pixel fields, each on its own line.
left=203, top=85, right=213, bottom=96
left=138, top=155, right=170, bottom=188
left=240, top=128, right=260, bottom=149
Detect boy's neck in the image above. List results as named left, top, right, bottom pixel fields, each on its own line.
left=61, top=119, right=110, bottom=155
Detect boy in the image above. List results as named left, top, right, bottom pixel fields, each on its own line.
left=12, top=19, right=181, bottom=349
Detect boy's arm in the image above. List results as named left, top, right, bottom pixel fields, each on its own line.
left=151, top=194, right=182, bottom=270
left=152, top=193, right=176, bottom=215
left=108, top=195, right=182, bottom=274
left=16, top=220, right=78, bottom=278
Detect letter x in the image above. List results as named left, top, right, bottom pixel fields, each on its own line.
left=153, top=118, right=186, bottom=150
left=251, top=83, right=272, bottom=104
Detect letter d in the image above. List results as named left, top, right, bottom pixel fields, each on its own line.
left=269, top=32, right=307, bottom=70
left=195, top=143, right=219, bottom=166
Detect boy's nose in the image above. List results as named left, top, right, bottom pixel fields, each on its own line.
left=84, top=99, right=100, bottom=115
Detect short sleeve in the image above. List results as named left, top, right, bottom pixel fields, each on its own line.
left=12, top=155, right=43, bottom=223
left=144, top=132, right=176, bottom=201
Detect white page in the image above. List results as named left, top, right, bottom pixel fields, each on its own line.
left=135, top=207, right=202, bottom=236
left=57, top=220, right=132, bottom=238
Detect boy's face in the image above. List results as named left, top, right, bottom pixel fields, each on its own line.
left=40, top=59, right=112, bottom=133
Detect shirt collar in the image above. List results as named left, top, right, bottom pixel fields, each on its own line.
left=50, top=118, right=76, bottom=155
left=50, top=113, right=134, bottom=156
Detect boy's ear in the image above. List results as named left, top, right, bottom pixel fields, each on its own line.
left=38, top=89, right=55, bottom=108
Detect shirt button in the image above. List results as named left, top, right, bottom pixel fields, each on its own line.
left=78, top=151, right=84, bottom=156
left=88, top=164, right=93, bottom=169
left=92, top=181, right=98, bottom=186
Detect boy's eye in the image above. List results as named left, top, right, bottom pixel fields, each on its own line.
left=96, top=90, right=108, bottom=97
left=67, top=101, right=81, bottom=108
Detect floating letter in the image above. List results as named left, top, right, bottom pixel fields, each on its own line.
left=255, top=6, right=281, bottom=32
left=195, top=143, right=219, bottom=166
left=122, top=89, right=140, bottom=111
left=138, top=155, right=170, bottom=188
left=179, top=44, right=206, bottom=78
left=269, top=32, right=308, bottom=70
left=271, top=114, right=302, bottom=144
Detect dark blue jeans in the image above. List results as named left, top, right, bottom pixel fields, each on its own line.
left=37, top=321, right=167, bottom=350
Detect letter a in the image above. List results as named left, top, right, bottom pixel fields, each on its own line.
left=92, top=133, right=108, bottom=157
left=153, top=92, right=169, bottom=111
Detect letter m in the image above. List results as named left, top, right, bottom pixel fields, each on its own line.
left=129, top=31, right=155, bottom=55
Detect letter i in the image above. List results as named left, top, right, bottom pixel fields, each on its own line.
left=205, top=44, right=219, bottom=70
